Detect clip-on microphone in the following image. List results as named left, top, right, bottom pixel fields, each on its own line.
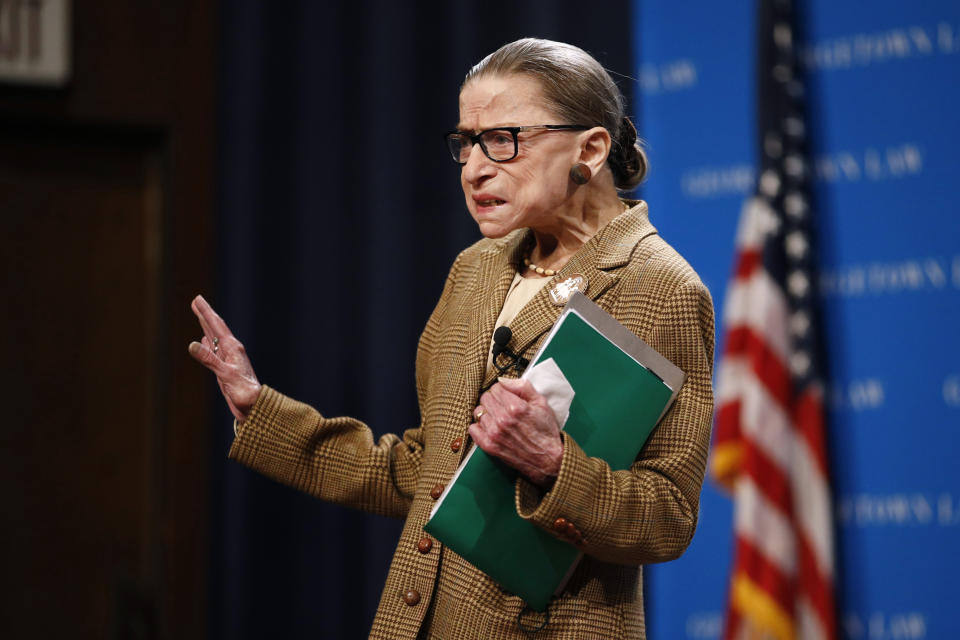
left=491, top=326, right=529, bottom=375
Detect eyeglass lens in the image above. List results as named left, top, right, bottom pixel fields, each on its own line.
left=447, top=129, right=517, bottom=164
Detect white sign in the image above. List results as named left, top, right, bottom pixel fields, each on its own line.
left=0, top=0, right=71, bottom=86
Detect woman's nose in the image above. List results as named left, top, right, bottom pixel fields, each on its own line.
left=461, top=143, right=496, bottom=185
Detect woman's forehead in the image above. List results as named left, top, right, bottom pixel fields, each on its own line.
left=457, top=74, right=555, bottom=130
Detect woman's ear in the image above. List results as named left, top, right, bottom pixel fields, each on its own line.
left=578, top=126, right=612, bottom=175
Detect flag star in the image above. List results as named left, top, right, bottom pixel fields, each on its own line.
left=791, top=310, right=810, bottom=337
left=784, top=192, right=807, bottom=219
left=774, top=23, right=793, bottom=50
left=783, top=116, right=805, bottom=138
left=760, top=169, right=781, bottom=197
left=790, top=350, right=811, bottom=377
left=765, top=132, right=783, bottom=158
left=772, top=64, right=792, bottom=83
left=784, top=154, right=806, bottom=177
left=785, top=230, right=808, bottom=259
left=788, top=270, right=810, bottom=298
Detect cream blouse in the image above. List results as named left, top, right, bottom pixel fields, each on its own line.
left=485, top=271, right=551, bottom=376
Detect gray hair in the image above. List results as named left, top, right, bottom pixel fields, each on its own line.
left=464, top=38, right=648, bottom=190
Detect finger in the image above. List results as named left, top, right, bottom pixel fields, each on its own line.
left=203, top=335, right=232, bottom=364
left=477, top=390, right=508, bottom=430
left=474, top=405, right=503, bottom=443
left=487, top=383, right=525, bottom=421
left=473, top=404, right=486, bottom=421
left=187, top=340, right=231, bottom=377
left=192, top=294, right=235, bottom=342
left=202, top=335, right=221, bottom=359
left=478, top=389, right=500, bottom=422
left=468, top=423, right=493, bottom=453
left=191, top=302, right=219, bottom=355
left=496, top=376, right=540, bottom=401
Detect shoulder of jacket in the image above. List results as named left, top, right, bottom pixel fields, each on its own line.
left=626, top=234, right=710, bottom=297
left=628, top=234, right=700, bottom=280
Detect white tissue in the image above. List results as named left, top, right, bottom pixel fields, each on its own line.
left=521, top=357, right=575, bottom=429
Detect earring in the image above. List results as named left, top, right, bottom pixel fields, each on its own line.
left=569, top=163, right=592, bottom=185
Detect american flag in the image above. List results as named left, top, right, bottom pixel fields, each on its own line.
left=711, top=0, right=837, bottom=639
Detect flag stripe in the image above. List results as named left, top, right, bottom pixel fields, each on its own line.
left=734, top=536, right=794, bottom=615
left=722, top=269, right=792, bottom=362
left=718, top=358, right=792, bottom=470
left=742, top=438, right=792, bottom=516
left=734, top=248, right=762, bottom=280
left=792, top=385, right=830, bottom=474
left=797, top=527, right=836, bottom=632
left=797, top=597, right=828, bottom=640
left=733, top=478, right=796, bottom=575
left=722, top=327, right=792, bottom=407
left=792, top=432, right=834, bottom=578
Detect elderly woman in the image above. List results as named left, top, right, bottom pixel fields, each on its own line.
left=190, top=38, right=714, bottom=639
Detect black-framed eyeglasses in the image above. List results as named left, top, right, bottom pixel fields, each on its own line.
left=444, top=124, right=591, bottom=165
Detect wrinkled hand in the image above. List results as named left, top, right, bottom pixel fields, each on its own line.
left=187, top=295, right=261, bottom=422
left=469, top=377, right=564, bottom=488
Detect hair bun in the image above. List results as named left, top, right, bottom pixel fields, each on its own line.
left=611, top=117, right=648, bottom=190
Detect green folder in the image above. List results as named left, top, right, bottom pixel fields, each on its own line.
left=424, top=292, right=686, bottom=610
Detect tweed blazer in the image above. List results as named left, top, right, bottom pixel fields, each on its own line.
left=229, top=200, right=715, bottom=639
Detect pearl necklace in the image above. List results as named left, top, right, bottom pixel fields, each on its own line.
left=522, top=202, right=631, bottom=277
left=523, top=256, right=557, bottom=277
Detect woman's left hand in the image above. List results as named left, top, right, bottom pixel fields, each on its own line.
left=469, top=377, right=564, bottom=488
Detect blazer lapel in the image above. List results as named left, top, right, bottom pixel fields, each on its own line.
left=463, top=232, right=528, bottom=399
left=479, top=201, right=657, bottom=390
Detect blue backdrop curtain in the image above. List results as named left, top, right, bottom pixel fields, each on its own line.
left=210, top=2, right=634, bottom=638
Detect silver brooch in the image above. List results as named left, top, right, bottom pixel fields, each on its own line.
left=549, top=273, right=589, bottom=306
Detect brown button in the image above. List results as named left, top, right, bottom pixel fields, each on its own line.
left=430, top=483, right=445, bottom=500
left=403, top=589, right=421, bottom=606
left=450, top=437, right=463, bottom=452
left=417, top=536, right=433, bottom=554
left=552, top=517, right=568, bottom=532
left=565, top=522, right=579, bottom=538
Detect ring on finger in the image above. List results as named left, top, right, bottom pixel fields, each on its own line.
left=475, top=406, right=485, bottom=420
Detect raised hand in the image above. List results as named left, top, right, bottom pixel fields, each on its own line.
left=469, top=377, right=564, bottom=488
left=187, top=295, right=261, bottom=422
